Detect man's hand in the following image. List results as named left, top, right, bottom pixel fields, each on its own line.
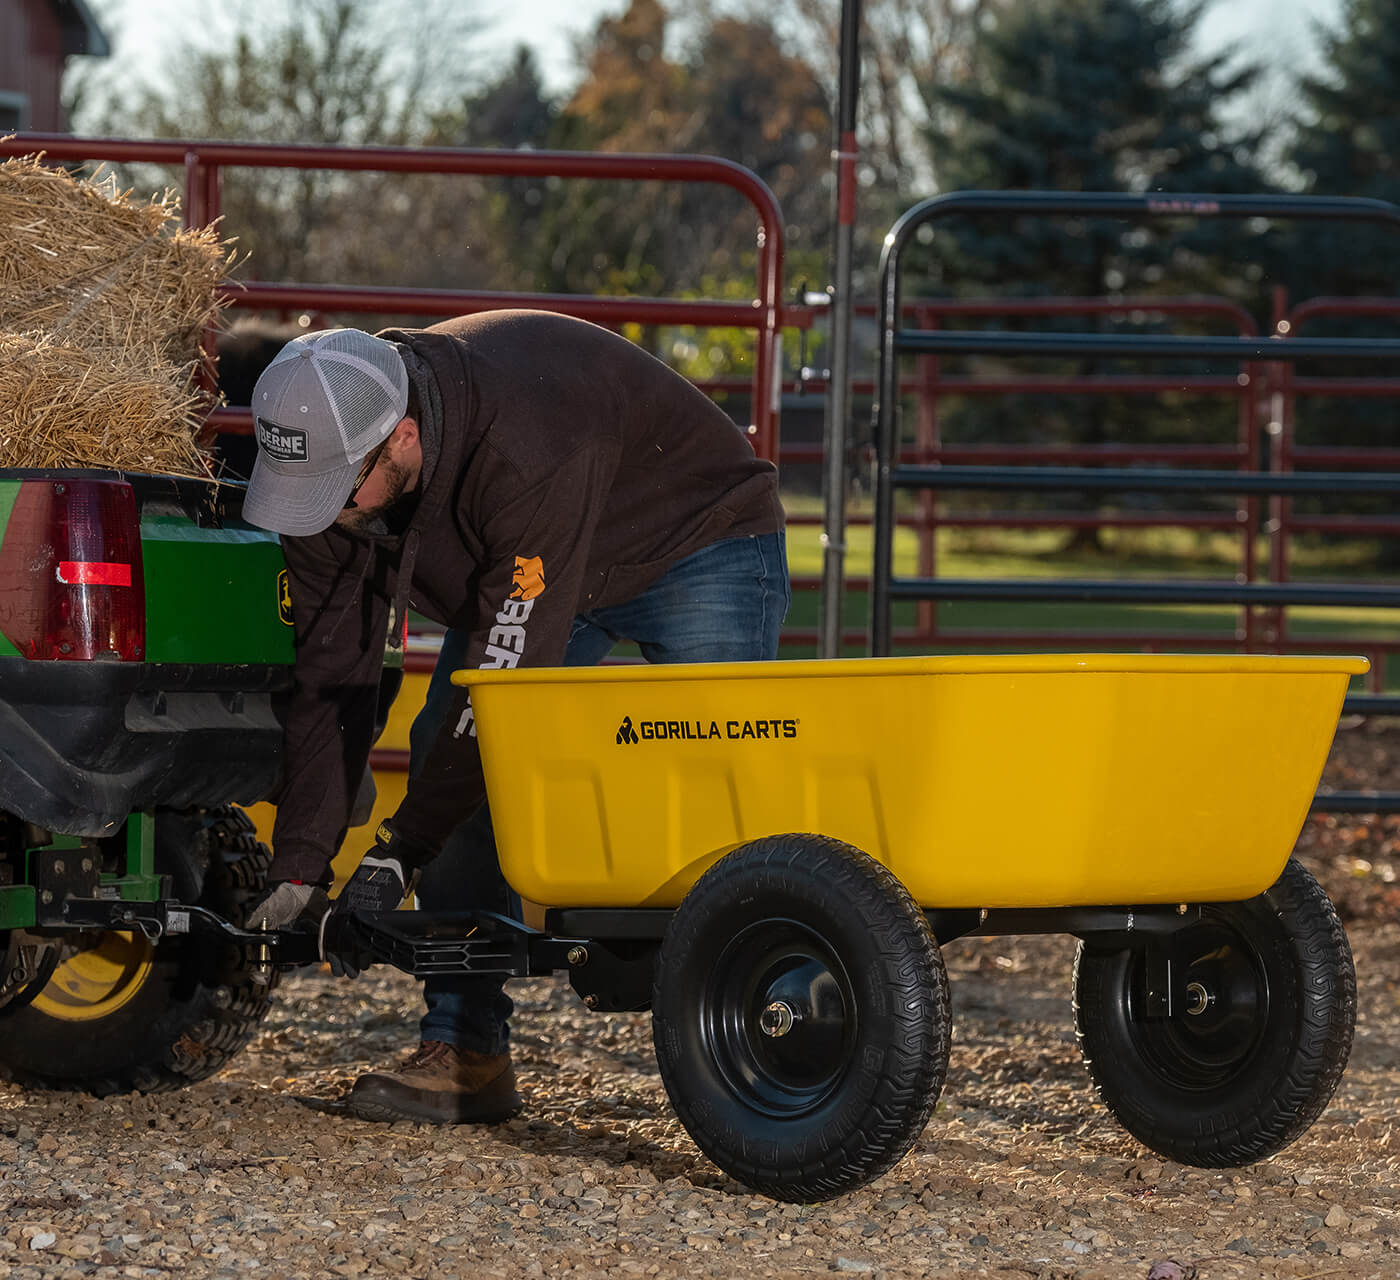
left=319, top=851, right=421, bottom=978
left=332, top=852, right=416, bottom=916
left=245, top=881, right=330, bottom=932
left=319, top=824, right=433, bottom=978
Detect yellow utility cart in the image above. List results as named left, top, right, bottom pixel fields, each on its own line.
left=431, top=653, right=1363, bottom=1202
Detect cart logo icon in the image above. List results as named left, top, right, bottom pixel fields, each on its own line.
left=511, top=555, right=545, bottom=601
left=277, top=570, right=293, bottom=625
left=616, top=716, right=639, bottom=745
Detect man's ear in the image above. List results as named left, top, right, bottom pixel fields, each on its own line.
left=387, top=415, right=419, bottom=456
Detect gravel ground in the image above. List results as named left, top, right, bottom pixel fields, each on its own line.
left=0, top=728, right=1398, bottom=1280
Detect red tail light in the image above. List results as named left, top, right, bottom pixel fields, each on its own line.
left=0, top=478, right=146, bottom=661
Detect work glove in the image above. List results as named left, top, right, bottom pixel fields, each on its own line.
left=332, top=851, right=417, bottom=917
left=245, top=881, right=331, bottom=932
left=320, top=828, right=426, bottom=977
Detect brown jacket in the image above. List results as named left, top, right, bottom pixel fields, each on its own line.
left=270, top=310, right=784, bottom=885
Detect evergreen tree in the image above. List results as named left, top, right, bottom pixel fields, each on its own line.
left=458, top=46, right=557, bottom=151
left=1289, top=0, right=1400, bottom=298
left=928, top=0, right=1270, bottom=301
left=1282, top=0, right=1400, bottom=537
left=919, top=0, right=1275, bottom=547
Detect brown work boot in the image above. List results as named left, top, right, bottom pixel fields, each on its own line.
left=349, top=1041, right=521, bottom=1125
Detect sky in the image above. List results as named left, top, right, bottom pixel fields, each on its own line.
left=81, top=0, right=1347, bottom=102
left=83, top=0, right=629, bottom=96
left=1196, top=0, right=1342, bottom=86
left=1196, top=0, right=1340, bottom=51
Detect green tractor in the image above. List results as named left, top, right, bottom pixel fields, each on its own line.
left=0, top=469, right=320, bottom=1092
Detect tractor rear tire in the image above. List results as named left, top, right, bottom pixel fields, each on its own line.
left=0, top=805, right=278, bottom=1095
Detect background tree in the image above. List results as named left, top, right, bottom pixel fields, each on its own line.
left=1280, top=0, right=1400, bottom=544
left=525, top=0, right=831, bottom=299
left=781, top=0, right=999, bottom=273
left=501, top=0, right=832, bottom=389
left=74, top=0, right=835, bottom=391
left=910, top=0, right=1275, bottom=546
left=1289, top=0, right=1400, bottom=300
left=79, top=0, right=489, bottom=288
left=530, top=0, right=684, bottom=296
left=422, top=46, right=560, bottom=292
left=928, top=0, right=1270, bottom=301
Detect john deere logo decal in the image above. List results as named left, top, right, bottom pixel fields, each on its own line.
left=616, top=715, right=798, bottom=743
left=277, top=570, right=293, bottom=625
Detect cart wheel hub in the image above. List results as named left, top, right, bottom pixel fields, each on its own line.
left=1184, top=981, right=1213, bottom=1016
left=760, top=1001, right=797, bottom=1037
left=1130, top=926, right=1271, bottom=1088
left=754, top=956, right=848, bottom=1072
left=701, top=921, right=860, bottom=1116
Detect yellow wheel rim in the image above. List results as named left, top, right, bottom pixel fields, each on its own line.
left=30, top=932, right=155, bottom=1021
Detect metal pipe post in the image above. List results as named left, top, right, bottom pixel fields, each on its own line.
left=818, top=0, right=861, bottom=657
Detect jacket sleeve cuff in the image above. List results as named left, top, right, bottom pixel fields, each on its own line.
left=371, top=818, right=441, bottom=869
left=267, top=843, right=336, bottom=888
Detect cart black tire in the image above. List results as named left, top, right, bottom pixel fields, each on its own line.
left=1073, top=858, right=1355, bottom=1167
left=652, top=834, right=950, bottom=1202
left=0, top=805, right=278, bottom=1095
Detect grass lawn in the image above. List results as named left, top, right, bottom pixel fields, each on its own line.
left=778, top=496, right=1400, bottom=689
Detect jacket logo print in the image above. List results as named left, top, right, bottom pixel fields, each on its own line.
left=511, top=555, right=545, bottom=601
left=477, top=557, right=542, bottom=675
left=455, top=555, right=546, bottom=739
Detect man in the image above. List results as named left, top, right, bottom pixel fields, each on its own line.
left=242, top=312, right=788, bottom=1126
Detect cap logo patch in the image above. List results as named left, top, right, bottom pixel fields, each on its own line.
left=256, top=417, right=309, bottom=463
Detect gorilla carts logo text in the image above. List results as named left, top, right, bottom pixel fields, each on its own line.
left=615, top=715, right=798, bottom=744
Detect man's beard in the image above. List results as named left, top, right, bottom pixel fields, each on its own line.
left=334, top=455, right=414, bottom=533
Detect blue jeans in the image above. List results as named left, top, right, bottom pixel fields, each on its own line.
left=410, top=531, right=789, bottom=1054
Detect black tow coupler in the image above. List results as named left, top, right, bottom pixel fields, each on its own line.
left=50, top=897, right=586, bottom=979
left=320, top=910, right=586, bottom=978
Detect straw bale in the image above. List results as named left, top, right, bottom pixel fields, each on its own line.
left=0, top=332, right=209, bottom=476
left=0, top=152, right=234, bottom=368
left=0, top=150, right=237, bottom=478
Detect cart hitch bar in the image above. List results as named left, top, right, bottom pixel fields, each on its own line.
left=321, top=910, right=587, bottom=977
left=48, top=897, right=587, bottom=978
left=46, top=896, right=1207, bottom=995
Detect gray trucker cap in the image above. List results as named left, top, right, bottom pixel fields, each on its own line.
left=242, top=328, right=409, bottom=536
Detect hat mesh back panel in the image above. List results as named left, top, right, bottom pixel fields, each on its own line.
left=320, top=360, right=396, bottom=453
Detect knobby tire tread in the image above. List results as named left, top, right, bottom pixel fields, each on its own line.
left=1073, top=858, right=1355, bottom=1167
left=0, top=805, right=278, bottom=1096
left=653, top=834, right=950, bottom=1202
